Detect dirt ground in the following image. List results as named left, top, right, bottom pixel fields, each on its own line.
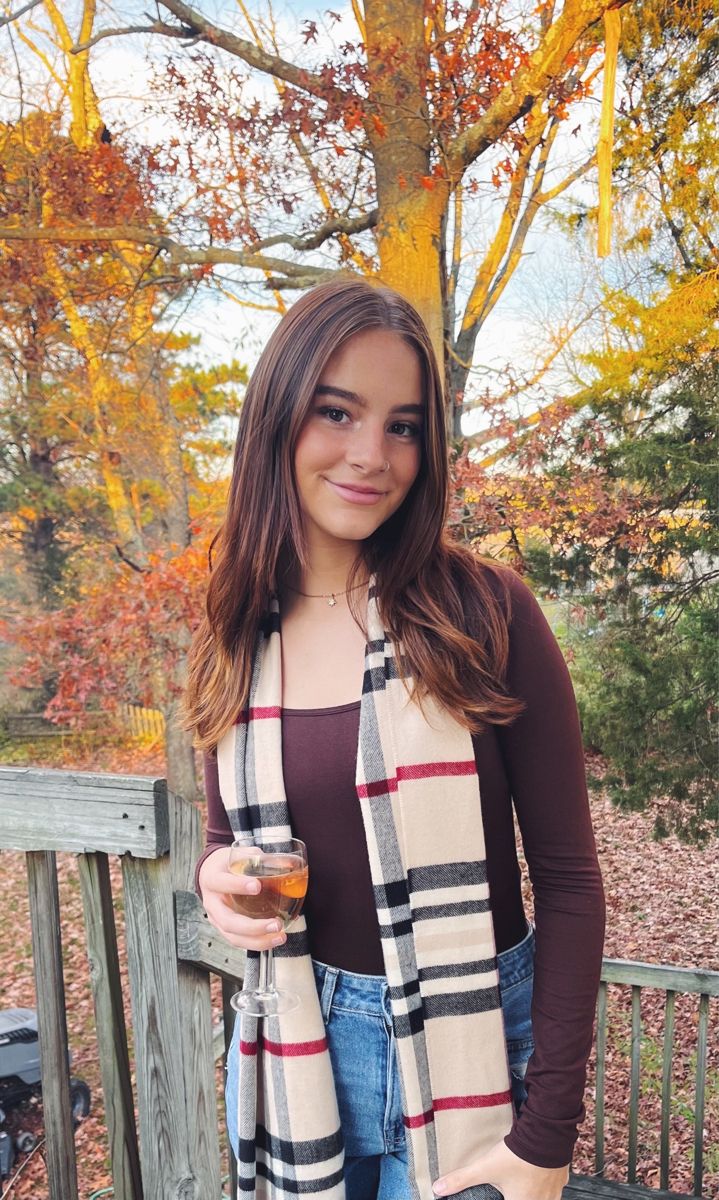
left=1, top=739, right=717, bottom=1198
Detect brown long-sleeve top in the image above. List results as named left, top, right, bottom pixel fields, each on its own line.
left=195, top=570, right=605, bottom=1170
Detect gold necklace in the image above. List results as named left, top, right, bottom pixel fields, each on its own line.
left=286, top=581, right=366, bottom=608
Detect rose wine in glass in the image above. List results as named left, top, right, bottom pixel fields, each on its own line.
left=227, top=838, right=308, bottom=1017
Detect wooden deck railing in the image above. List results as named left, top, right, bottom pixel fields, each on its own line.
left=0, top=766, right=716, bottom=1200
left=0, top=765, right=245, bottom=1200
left=588, top=960, right=718, bottom=1198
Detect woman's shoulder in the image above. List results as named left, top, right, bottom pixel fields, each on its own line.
left=448, top=546, right=537, bottom=624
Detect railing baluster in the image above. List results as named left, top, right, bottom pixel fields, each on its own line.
left=78, top=851, right=143, bottom=1200
left=628, top=984, right=641, bottom=1184
left=26, top=851, right=79, bottom=1200
left=694, top=992, right=709, bottom=1197
left=660, top=989, right=675, bottom=1191
left=595, top=980, right=607, bottom=1175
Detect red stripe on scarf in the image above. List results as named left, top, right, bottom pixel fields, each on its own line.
left=357, top=777, right=399, bottom=799
left=358, top=761, right=476, bottom=798
left=403, top=1090, right=511, bottom=1127
left=260, top=1033, right=328, bottom=1057
left=240, top=1039, right=258, bottom=1056
left=235, top=706, right=282, bottom=724
left=397, top=761, right=476, bottom=781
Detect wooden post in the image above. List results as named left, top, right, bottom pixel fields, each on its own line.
left=122, top=790, right=222, bottom=1200
left=26, top=851, right=79, bottom=1200
left=168, top=792, right=223, bottom=1200
left=122, top=849, right=194, bottom=1200
left=78, top=851, right=143, bottom=1200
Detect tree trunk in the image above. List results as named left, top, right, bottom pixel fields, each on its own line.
left=152, top=623, right=200, bottom=803
left=164, top=707, right=200, bottom=803
left=365, top=0, right=450, bottom=366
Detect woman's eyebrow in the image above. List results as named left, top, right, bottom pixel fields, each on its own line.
left=314, top=384, right=424, bottom=415
left=315, top=384, right=364, bottom=405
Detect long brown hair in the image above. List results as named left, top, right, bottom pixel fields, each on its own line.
left=181, top=276, right=524, bottom=750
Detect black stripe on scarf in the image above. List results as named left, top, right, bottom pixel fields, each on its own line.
left=373, top=878, right=410, bottom=909
left=253, top=1163, right=345, bottom=1194
left=378, top=917, right=414, bottom=939
left=388, top=978, right=422, bottom=1002
left=229, top=800, right=288, bottom=832
left=362, top=662, right=400, bottom=693
left=407, top=861, right=489, bottom=890
left=237, top=1125, right=343, bottom=1167
left=390, top=985, right=501, bottom=1036
left=411, top=898, right=491, bottom=921
left=423, top=986, right=501, bottom=1019
left=273, top=926, right=311, bottom=957
left=418, top=958, right=496, bottom=981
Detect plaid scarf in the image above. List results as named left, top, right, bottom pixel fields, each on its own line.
left=216, top=584, right=513, bottom=1199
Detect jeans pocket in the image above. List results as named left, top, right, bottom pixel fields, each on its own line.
left=502, top=977, right=534, bottom=1069
left=498, top=929, right=535, bottom=1117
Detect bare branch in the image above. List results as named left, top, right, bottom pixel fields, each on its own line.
left=462, top=300, right=608, bottom=421
left=71, top=22, right=190, bottom=53
left=535, top=150, right=597, bottom=205
left=0, top=223, right=341, bottom=284
left=16, top=25, right=66, bottom=86
left=154, top=0, right=347, bottom=103
left=0, top=0, right=43, bottom=31
left=114, top=543, right=148, bottom=574
left=350, top=0, right=365, bottom=41
left=262, top=272, right=343, bottom=291
left=234, top=0, right=373, bottom=276
left=451, top=104, right=551, bottom=398
left=252, top=210, right=377, bottom=252
left=454, top=120, right=597, bottom=393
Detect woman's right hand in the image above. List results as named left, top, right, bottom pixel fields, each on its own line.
left=197, top=846, right=288, bottom=952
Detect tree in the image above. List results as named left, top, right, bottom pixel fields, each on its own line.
left=447, top=0, right=719, bottom=838
left=0, top=8, right=247, bottom=797
left=0, top=0, right=630, bottom=434
left=570, top=586, right=718, bottom=843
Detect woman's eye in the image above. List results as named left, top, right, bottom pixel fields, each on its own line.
left=389, top=421, right=420, bottom=438
left=317, top=406, right=349, bottom=424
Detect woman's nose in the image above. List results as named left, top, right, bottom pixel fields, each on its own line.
left=347, top=420, right=386, bottom=474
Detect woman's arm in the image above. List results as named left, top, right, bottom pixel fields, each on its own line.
left=496, top=570, right=606, bottom=1168
left=195, top=754, right=287, bottom=952
left=194, top=752, right=235, bottom=899
left=434, top=570, right=605, bottom=1199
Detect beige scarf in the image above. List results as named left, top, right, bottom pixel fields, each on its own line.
left=216, top=584, right=512, bottom=1198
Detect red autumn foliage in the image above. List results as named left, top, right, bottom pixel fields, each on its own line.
left=2, top=536, right=213, bottom=724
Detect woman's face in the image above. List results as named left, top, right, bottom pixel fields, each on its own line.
left=293, top=329, right=424, bottom=553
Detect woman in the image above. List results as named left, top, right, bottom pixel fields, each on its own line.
left=183, top=276, right=605, bottom=1200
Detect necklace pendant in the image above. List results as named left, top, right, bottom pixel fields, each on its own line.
left=327, top=594, right=337, bottom=607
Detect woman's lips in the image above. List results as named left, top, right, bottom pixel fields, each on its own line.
left=325, top=479, right=387, bottom=505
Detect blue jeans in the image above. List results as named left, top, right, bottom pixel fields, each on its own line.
left=226, top=922, right=535, bottom=1199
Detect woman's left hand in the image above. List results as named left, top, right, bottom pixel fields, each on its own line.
left=432, top=1138, right=569, bottom=1199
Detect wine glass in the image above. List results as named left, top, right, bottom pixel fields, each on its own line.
left=227, top=837, right=308, bottom=1017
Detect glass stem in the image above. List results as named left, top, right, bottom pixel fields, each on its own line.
left=258, top=947, right=276, bottom=995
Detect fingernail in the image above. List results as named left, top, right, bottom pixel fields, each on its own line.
left=433, top=1183, right=448, bottom=1197
left=266, top=920, right=281, bottom=933
left=271, top=935, right=286, bottom=947
left=248, top=880, right=261, bottom=893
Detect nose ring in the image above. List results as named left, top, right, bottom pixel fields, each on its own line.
left=382, top=460, right=390, bottom=472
